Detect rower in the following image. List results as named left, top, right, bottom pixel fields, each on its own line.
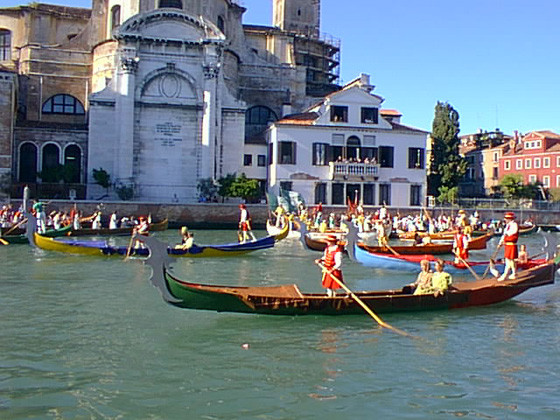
left=498, top=212, right=519, bottom=281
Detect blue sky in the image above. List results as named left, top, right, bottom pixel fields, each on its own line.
left=4, top=0, right=559, bottom=135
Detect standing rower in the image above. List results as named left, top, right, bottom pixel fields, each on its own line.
left=498, top=212, right=519, bottom=281
left=315, top=235, right=344, bottom=297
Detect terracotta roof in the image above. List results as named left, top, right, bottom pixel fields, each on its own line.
left=546, top=143, right=560, bottom=153
left=380, top=109, right=402, bottom=116
left=388, top=121, right=429, bottom=134
left=275, top=112, right=319, bottom=125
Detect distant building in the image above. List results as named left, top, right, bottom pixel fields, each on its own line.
left=265, top=74, right=429, bottom=206
left=459, top=129, right=512, bottom=197
left=499, top=130, right=560, bottom=192
left=0, top=0, right=340, bottom=202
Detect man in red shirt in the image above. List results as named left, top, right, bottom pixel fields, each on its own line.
left=498, top=212, right=519, bottom=281
left=315, top=235, right=344, bottom=297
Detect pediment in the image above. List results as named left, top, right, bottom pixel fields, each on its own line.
left=116, top=10, right=224, bottom=44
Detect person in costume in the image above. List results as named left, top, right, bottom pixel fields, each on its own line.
left=315, top=235, right=344, bottom=297
left=238, top=204, right=256, bottom=243
left=431, top=259, right=452, bottom=297
left=498, top=212, right=519, bottom=281
left=453, top=227, right=469, bottom=263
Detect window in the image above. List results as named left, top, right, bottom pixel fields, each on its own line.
left=278, top=141, right=296, bottom=164
left=492, top=167, right=498, bottom=180
left=410, top=185, right=422, bottom=206
left=544, top=157, right=550, bottom=168
left=110, top=5, right=121, bottom=32
left=257, top=154, right=266, bottom=167
left=245, top=106, right=277, bottom=140
left=516, top=159, right=522, bottom=170
left=557, top=156, right=560, bottom=167
left=0, top=29, right=11, bottom=61
left=64, top=144, right=81, bottom=183
left=408, top=147, right=425, bottom=169
left=557, top=175, right=560, bottom=188
left=379, top=184, right=391, bottom=205
left=525, top=158, right=531, bottom=169
left=536, top=140, right=542, bottom=148
left=361, top=107, right=378, bottom=124
left=315, top=183, right=327, bottom=204
left=534, top=157, right=541, bottom=168
left=159, top=0, right=182, bottom=8
left=528, top=174, right=537, bottom=183
left=330, top=106, right=348, bottom=122
left=331, top=183, right=344, bottom=204
left=217, top=16, right=225, bottom=33
left=363, top=184, right=375, bottom=205
left=280, top=181, right=292, bottom=191
left=312, top=143, right=329, bottom=165
left=379, top=146, right=394, bottom=168
left=493, top=152, right=499, bottom=163
left=505, top=160, right=511, bottom=170
left=543, top=176, right=550, bottom=188
left=243, top=154, right=252, bottom=166
left=41, top=144, right=60, bottom=182
left=346, top=136, right=361, bottom=160
left=42, top=94, right=85, bottom=115
left=19, top=142, right=37, bottom=182
left=346, top=184, right=360, bottom=205
left=363, top=135, right=376, bottom=146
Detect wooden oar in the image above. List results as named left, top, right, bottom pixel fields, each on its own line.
left=384, top=242, right=401, bottom=257
left=124, top=232, right=135, bottom=260
left=2, top=217, right=28, bottom=236
left=453, top=251, right=482, bottom=281
left=316, top=262, right=414, bottom=338
left=0, top=237, right=8, bottom=245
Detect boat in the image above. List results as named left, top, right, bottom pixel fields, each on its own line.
left=301, top=227, right=492, bottom=253
left=31, top=221, right=289, bottom=257
left=137, top=234, right=557, bottom=315
left=1, top=224, right=72, bottom=244
left=68, top=218, right=169, bottom=237
left=266, top=218, right=301, bottom=239
left=350, top=244, right=546, bottom=274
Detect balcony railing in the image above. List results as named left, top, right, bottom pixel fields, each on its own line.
left=329, top=162, right=380, bottom=181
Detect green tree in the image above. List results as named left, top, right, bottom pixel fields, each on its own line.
left=92, top=168, right=111, bottom=193
left=499, top=174, right=525, bottom=198
left=229, top=173, right=260, bottom=203
left=197, top=178, right=219, bottom=201
left=428, top=101, right=468, bottom=203
left=217, top=173, right=237, bottom=199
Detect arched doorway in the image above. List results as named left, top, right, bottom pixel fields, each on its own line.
left=19, top=143, right=37, bottom=182
left=346, top=136, right=361, bottom=160
left=64, top=144, right=81, bottom=183
left=41, top=144, right=60, bottom=182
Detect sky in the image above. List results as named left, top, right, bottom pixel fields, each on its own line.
left=4, top=0, right=560, bottom=136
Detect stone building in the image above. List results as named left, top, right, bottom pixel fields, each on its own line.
left=0, top=0, right=340, bottom=202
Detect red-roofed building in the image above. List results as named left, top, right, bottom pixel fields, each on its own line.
left=499, top=131, right=560, bottom=190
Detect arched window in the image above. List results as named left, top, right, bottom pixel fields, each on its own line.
left=42, top=94, right=85, bottom=115
left=19, top=143, right=37, bottom=183
left=0, top=29, right=11, bottom=61
left=346, top=136, right=361, bottom=160
left=42, top=144, right=60, bottom=171
left=64, top=145, right=81, bottom=183
left=159, top=0, right=183, bottom=9
left=110, top=5, right=121, bottom=32
left=245, top=105, right=278, bottom=140
left=217, top=16, right=225, bottom=33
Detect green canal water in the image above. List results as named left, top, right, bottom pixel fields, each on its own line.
left=1, top=230, right=560, bottom=419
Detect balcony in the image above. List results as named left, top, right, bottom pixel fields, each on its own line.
left=329, top=162, right=380, bottom=181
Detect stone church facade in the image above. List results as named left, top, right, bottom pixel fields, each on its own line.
left=0, top=0, right=340, bottom=201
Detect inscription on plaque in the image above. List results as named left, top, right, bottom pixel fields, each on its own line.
left=155, top=122, right=182, bottom=147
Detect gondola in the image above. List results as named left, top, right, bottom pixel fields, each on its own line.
left=31, top=221, right=288, bottom=257
left=1, top=224, right=72, bottom=244
left=137, top=234, right=557, bottom=315
left=301, top=228, right=492, bottom=253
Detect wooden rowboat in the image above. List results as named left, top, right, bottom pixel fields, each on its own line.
left=31, top=221, right=288, bottom=257
left=302, top=229, right=492, bottom=254
left=138, top=234, right=557, bottom=315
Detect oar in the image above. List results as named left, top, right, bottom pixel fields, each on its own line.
left=481, top=245, right=502, bottom=280
left=316, top=262, right=414, bottom=338
left=0, top=237, right=8, bottom=245
left=124, top=232, right=135, bottom=260
left=384, top=242, right=401, bottom=257
left=2, top=217, right=28, bottom=236
left=453, top=251, right=482, bottom=281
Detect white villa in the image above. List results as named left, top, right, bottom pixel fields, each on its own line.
left=261, top=74, right=429, bottom=207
